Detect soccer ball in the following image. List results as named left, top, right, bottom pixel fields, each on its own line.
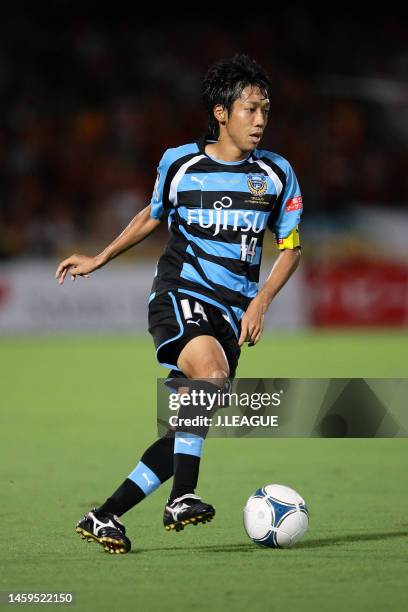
left=243, top=484, right=308, bottom=548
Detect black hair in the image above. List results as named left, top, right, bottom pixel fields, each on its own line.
left=202, top=54, right=270, bottom=140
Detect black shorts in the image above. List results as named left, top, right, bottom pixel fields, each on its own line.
left=148, top=290, right=241, bottom=378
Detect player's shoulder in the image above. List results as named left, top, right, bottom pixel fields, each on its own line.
left=254, top=148, right=293, bottom=175
left=160, top=142, right=200, bottom=168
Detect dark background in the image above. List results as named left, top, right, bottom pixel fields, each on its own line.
left=1, top=5, right=407, bottom=259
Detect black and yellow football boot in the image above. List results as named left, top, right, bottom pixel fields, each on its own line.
left=163, top=494, right=215, bottom=532
left=76, top=508, right=131, bottom=554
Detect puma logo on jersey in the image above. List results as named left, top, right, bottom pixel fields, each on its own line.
left=191, top=175, right=208, bottom=189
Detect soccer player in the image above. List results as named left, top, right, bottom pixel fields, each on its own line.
left=55, top=54, right=302, bottom=554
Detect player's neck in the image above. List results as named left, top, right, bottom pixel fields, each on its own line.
left=205, top=140, right=249, bottom=163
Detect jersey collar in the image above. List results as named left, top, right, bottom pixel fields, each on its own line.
left=197, top=136, right=252, bottom=165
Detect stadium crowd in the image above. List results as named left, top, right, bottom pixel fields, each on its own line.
left=1, top=9, right=407, bottom=258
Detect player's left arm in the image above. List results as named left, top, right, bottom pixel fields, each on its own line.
left=238, top=240, right=301, bottom=347
left=239, top=158, right=303, bottom=347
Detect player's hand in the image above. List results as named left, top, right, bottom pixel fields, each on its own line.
left=238, top=298, right=266, bottom=347
left=55, top=254, right=101, bottom=285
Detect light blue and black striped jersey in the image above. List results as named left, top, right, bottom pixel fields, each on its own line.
left=149, top=137, right=303, bottom=335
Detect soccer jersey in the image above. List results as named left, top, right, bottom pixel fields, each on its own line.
left=149, top=137, right=302, bottom=336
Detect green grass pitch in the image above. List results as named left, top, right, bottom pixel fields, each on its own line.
left=1, top=332, right=407, bottom=611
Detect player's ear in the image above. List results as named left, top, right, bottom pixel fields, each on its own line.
left=213, top=104, right=227, bottom=126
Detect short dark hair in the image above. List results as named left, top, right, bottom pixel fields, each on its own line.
left=202, top=54, right=270, bottom=139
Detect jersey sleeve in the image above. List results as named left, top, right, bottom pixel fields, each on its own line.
left=150, top=149, right=173, bottom=220
left=268, top=161, right=303, bottom=241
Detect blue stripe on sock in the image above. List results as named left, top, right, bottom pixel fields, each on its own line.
left=174, top=432, right=204, bottom=458
left=128, top=461, right=161, bottom=495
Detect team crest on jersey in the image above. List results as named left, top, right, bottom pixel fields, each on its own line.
left=247, top=173, right=267, bottom=196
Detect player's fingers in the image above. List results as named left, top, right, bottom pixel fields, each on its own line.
left=55, top=258, right=73, bottom=279
left=239, top=320, right=248, bottom=346
left=242, top=319, right=258, bottom=345
left=249, top=320, right=263, bottom=343
left=58, top=261, right=77, bottom=284
left=247, top=323, right=257, bottom=342
left=252, top=329, right=263, bottom=345
left=56, top=264, right=66, bottom=280
left=59, top=267, right=69, bottom=285
left=76, top=269, right=91, bottom=279
left=248, top=329, right=260, bottom=347
left=55, top=263, right=64, bottom=279
left=69, top=268, right=90, bottom=282
left=70, top=266, right=79, bottom=281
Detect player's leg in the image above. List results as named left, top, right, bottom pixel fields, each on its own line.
left=75, top=292, right=185, bottom=553
left=76, top=428, right=176, bottom=553
left=75, top=292, right=207, bottom=553
left=97, top=429, right=175, bottom=516
left=75, top=293, right=237, bottom=549
left=171, top=334, right=229, bottom=501
left=163, top=335, right=230, bottom=531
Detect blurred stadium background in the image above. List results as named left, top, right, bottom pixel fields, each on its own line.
left=1, top=6, right=407, bottom=335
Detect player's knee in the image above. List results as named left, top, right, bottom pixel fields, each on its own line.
left=186, top=363, right=229, bottom=383
left=206, top=366, right=230, bottom=385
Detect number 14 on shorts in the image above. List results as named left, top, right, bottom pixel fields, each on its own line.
left=180, top=299, right=208, bottom=323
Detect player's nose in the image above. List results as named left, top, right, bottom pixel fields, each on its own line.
left=254, top=109, right=266, bottom=128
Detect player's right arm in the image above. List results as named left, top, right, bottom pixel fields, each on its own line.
left=55, top=203, right=160, bottom=285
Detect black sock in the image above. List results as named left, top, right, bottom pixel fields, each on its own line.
left=97, top=430, right=175, bottom=516
left=140, top=431, right=175, bottom=482
left=97, top=478, right=145, bottom=517
left=170, top=452, right=201, bottom=501
left=169, top=380, right=222, bottom=502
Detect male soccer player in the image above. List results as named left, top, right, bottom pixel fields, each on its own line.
left=55, top=54, right=302, bottom=554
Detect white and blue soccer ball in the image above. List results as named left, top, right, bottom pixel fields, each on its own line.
left=243, top=484, right=308, bottom=548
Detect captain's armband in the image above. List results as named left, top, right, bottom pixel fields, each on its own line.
left=276, top=227, right=301, bottom=250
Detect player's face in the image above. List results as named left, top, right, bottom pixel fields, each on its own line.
left=225, top=86, right=270, bottom=153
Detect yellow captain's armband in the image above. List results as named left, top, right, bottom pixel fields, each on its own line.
left=276, top=227, right=300, bottom=250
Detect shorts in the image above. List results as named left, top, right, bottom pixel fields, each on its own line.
left=148, top=290, right=241, bottom=378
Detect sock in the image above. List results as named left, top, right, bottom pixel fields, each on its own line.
left=97, top=431, right=175, bottom=516
left=169, top=432, right=204, bottom=501
left=169, top=379, right=222, bottom=502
